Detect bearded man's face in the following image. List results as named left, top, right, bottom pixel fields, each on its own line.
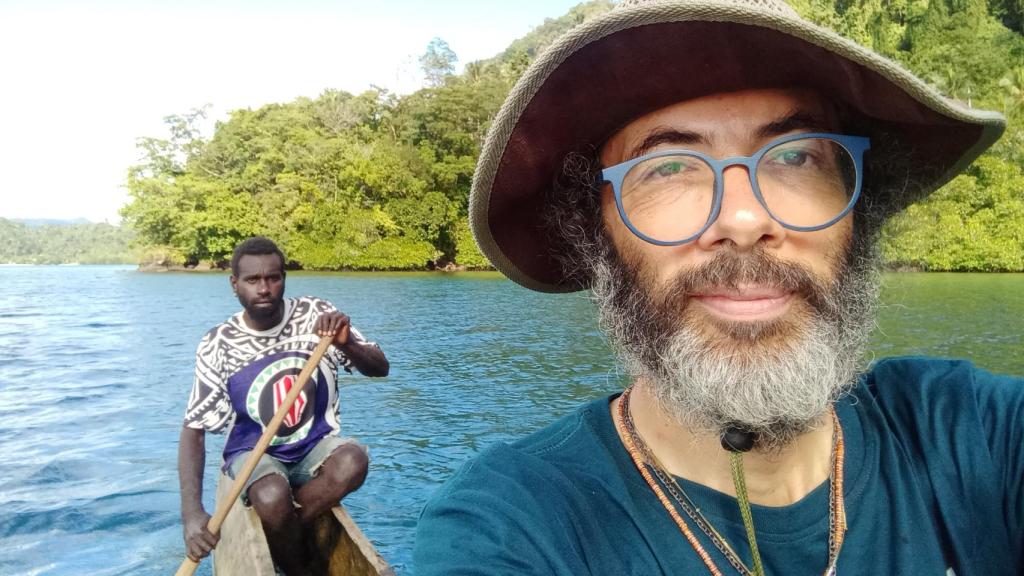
left=593, top=88, right=879, bottom=450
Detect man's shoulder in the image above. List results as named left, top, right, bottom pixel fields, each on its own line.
left=286, top=296, right=335, bottom=325
left=492, top=396, right=613, bottom=468
left=415, top=396, right=623, bottom=574
left=429, top=397, right=615, bottom=500
left=854, top=355, right=1023, bottom=432
left=863, top=355, right=1018, bottom=395
left=292, top=295, right=334, bottom=311
left=856, top=356, right=983, bottom=409
left=853, top=356, right=1024, bottom=542
left=197, top=320, right=234, bottom=348
left=869, top=355, right=976, bottom=377
left=417, top=397, right=620, bottom=563
left=509, top=398, right=606, bottom=455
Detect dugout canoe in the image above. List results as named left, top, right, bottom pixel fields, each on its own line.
left=212, top=473, right=393, bottom=576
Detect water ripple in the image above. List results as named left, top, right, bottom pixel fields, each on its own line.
left=0, top=267, right=1020, bottom=575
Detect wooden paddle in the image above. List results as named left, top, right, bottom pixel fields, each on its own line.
left=175, top=326, right=348, bottom=576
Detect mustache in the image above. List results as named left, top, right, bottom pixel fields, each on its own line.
left=655, top=248, right=835, bottom=316
left=590, top=232, right=877, bottom=450
left=245, top=297, right=282, bottom=316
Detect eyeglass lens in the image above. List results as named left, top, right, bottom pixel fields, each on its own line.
left=619, top=137, right=857, bottom=243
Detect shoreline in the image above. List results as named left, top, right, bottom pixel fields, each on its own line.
left=3, top=262, right=1023, bottom=275
left=135, top=262, right=499, bottom=274
left=0, top=262, right=507, bottom=278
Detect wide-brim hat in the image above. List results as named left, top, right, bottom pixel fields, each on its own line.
left=470, top=0, right=1006, bottom=293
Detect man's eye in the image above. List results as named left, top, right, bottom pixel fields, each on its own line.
left=653, top=161, right=685, bottom=176
left=778, top=150, right=809, bottom=166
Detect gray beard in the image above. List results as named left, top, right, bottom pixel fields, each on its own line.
left=589, top=237, right=879, bottom=451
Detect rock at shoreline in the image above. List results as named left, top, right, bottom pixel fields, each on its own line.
left=138, top=261, right=223, bottom=273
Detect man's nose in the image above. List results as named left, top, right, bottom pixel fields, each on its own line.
left=695, top=164, right=785, bottom=252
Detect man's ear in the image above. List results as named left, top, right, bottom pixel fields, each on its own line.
left=229, top=275, right=237, bottom=292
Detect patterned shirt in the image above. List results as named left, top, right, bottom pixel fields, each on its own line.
left=184, top=296, right=372, bottom=464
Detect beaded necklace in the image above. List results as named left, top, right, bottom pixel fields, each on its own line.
left=613, top=386, right=847, bottom=575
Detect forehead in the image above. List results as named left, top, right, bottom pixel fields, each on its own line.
left=601, top=88, right=835, bottom=162
left=236, top=253, right=283, bottom=276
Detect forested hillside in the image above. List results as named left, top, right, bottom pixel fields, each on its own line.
left=0, top=219, right=135, bottom=264
left=121, top=0, right=1024, bottom=271
left=791, top=0, right=1024, bottom=271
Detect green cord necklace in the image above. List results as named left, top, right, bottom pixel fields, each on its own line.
left=617, top=386, right=847, bottom=575
left=730, top=451, right=767, bottom=576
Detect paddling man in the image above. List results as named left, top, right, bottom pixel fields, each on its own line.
left=415, top=0, right=1022, bottom=574
left=179, top=236, right=389, bottom=575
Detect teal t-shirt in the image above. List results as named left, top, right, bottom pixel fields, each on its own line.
left=414, top=357, right=1024, bottom=575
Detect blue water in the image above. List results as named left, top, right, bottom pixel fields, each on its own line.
left=0, top=266, right=1020, bottom=575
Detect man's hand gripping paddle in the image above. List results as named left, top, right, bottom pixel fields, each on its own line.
left=174, top=326, right=348, bottom=576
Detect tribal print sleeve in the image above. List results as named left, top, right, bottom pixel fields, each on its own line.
left=183, top=327, right=233, bottom=433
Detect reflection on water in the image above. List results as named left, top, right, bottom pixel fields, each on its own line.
left=0, top=267, right=1019, bottom=575
left=873, top=273, right=1023, bottom=367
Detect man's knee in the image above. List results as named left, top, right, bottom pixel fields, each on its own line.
left=247, top=474, right=295, bottom=527
left=320, top=444, right=369, bottom=491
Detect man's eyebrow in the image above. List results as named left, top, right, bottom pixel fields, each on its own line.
left=624, top=111, right=831, bottom=160
left=755, top=111, right=832, bottom=139
left=627, top=128, right=707, bottom=160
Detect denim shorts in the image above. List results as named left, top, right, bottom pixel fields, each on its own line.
left=226, top=435, right=367, bottom=506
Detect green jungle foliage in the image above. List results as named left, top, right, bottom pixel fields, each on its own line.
left=122, top=0, right=1024, bottom=271
left=0, top=218, right=136, bottom=264
left=791, top=0, right=1024, bottom=271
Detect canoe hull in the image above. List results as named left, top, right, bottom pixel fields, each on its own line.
left=212, top=473, right=392, bottom=576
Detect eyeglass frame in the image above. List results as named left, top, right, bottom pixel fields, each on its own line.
left=599, top=132, right=871, bottom=247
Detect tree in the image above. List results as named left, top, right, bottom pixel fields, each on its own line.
left=499, top=1, right=614, bottom=60
left=882, top=156, right=1024, bottom=271
left=118, top=0, right=1022, bottom=272
left=990, top=0, right=1024, bottom=32
left=998, top=66, right=1024, bottom=113
left=420, top=37, right=457, bottom=88
left=133, top=107, right=210, bottom=178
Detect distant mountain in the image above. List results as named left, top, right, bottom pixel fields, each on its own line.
left=12, top=217, right=94, bottom=228
left=0, top=218, right=135, bottom=264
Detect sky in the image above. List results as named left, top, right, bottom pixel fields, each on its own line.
left=0, top=0, right=587, bottom=223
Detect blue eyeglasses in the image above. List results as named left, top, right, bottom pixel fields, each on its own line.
left=600, top=133, right=870, bottom=246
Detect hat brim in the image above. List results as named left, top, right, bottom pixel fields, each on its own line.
left=470, top=2, right=1006, bottom=293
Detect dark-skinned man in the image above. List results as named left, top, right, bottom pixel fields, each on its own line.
left=179, top=236, right=389, bottom=575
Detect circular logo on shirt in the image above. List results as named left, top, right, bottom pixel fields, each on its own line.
left=245, top=356, right=319, bottom=446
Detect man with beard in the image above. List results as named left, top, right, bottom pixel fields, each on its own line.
left=179, top=236, right=389, bottom=575
left=414, top=0, right=1021, bottom=574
